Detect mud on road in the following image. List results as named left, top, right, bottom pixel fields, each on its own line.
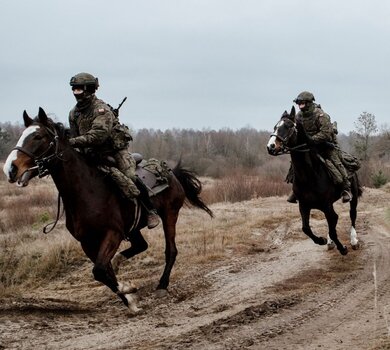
left=1, top=187, right=390, bottom=349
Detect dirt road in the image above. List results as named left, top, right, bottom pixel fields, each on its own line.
left=1, top=186, right=390, bottom=349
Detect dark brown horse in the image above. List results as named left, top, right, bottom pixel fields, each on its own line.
left=3, top=107, right=213, bottom=313
left=267, top=106, right=362, bottom=255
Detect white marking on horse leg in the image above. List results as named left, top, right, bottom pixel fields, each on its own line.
left=350, top=226, right=359, bottom=246
left=327, top=234, right=336, bottom=250
left=3, top=125, right=40, bottom=178
left=124, top=293, right=142, bottom=314
left=111, top=252, right=126, bottom=273
left=118, top=281, right=137, bottom=294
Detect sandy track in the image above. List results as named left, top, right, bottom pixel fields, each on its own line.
left=1, top=187, right=390, bottom=349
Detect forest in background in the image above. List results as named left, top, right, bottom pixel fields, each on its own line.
left=1, top=111, right=389, bottom=190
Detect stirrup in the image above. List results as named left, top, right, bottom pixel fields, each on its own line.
left=341, top=190, right=352, bottom=203
left=147, top=211, right=160, bottom=229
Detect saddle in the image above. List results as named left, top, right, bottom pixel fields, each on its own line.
left=95, top=152, right=171, bottom=197
left=133, top=153, right=171, bottom=196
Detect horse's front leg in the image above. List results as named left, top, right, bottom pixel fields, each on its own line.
left=81, top=231, right=141, bottom=314
left=324, top=206, right=348, bottom=255
left=299, top=204, right=327, bottom=246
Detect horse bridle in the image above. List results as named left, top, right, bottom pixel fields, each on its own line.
left=270, top=118, right=309, bottom=154
left=14, top=124, right=65, bottom=234
left=13, top=125, right=62, bottom=178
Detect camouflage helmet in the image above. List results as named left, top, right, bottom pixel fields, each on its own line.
left=69, top=72, right=99, bottom=91
left=293, top=91, right=315, bottom=104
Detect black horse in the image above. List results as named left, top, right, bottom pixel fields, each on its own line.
left=3, top=107, right=213, bottom=313
left=267, top=106, right=362, bottom=255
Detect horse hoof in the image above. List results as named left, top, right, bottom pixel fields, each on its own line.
left=317, top=237, right=328, bottom=246
left=155, top=289, right=168, bottom=298
left=327, top=242, right=336, bottom=250
left=339, top=246, right=348, bottom=255
left=351, top=242, right=360, bottom=250
left=128, top=304, right=143, bottom=316
left=124, top=294, right=142, bottom=315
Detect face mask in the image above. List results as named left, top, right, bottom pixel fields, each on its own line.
left=73, top=88, right=85, bottom=101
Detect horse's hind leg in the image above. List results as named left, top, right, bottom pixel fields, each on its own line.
left=299, top=204, right=327, bottom=246
left=349, top=187, right=359, bottom=249
left=111, top=230, right=148, bottom=273
left=156, top=210, right=179, bottom=296
left=324, top=206, right=348, bottom=255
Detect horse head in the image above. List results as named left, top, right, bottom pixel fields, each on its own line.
left=267, top=106, right=298, bottom=155
left=3, top=107, right=62, bottom=187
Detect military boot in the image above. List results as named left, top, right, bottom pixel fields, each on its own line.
left=341, top=188, right=353, bottom=203
left=146, top=210, right=160, bottom=229
left=134, top=177, right=160, bottom=229
left=287, top=192, right=297, bottom=203
left=341, top=177, right=353, bottom=203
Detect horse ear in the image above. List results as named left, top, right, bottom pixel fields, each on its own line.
left=38, top=107, right=48, bottom=125
left=290, top=106, right=296, bottom=117
left=282, top=110, right=289, bottom=118
left=23, top=110, right=33, bottom=127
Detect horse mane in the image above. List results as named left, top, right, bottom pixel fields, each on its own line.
left=32, top=115, right=68, bottom=140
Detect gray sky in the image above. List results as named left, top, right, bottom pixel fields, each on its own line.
left=1, top=0, right=389, bottom=133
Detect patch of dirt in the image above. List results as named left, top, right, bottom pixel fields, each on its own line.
left=1, top=187, right=390, bottom=350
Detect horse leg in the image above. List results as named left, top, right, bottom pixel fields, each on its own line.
left=111, top=230, right=148, bottom=273
left=156, top=210, right=178, bottom=296
left=349, top=189, right=359, bottom=249
left=324, top=206, right=348, bottom=255
left=81, top=231, right=141, bottom=313
left=299, top=204, right=327, bottom=245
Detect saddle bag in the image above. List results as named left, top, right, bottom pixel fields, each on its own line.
left=340, top=151, right=361, bottom=174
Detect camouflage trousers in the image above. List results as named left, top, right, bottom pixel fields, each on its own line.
left=324, top=149, right=351, bottom=190
left=109, top=149, right=140, bottom=198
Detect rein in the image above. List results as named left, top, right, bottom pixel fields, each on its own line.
left=15, top=125, right=65, bottom=233
left=271, top=120, right=311, bottom=155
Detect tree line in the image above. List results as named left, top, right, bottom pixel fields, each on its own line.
left=1, top=112, right=389, bottom=186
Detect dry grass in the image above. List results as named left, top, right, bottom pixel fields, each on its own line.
left=202, top=174, right=290, bottom=204
left=0, top=165, right=295, bottom=297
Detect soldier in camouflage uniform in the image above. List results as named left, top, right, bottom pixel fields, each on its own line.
left=68, top=72, right=160, bottom=229
left=286, top=91, right=352, bottom=204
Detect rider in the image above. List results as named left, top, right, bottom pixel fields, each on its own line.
left=68, top=72, right=160, bottom=229
left=286, top=91, right=353, bottom=204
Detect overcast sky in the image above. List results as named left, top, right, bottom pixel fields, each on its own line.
left=1, top=0, right=389, bottom=133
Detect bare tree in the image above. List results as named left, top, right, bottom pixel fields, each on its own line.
left=353, top=111, right=378, bottom=160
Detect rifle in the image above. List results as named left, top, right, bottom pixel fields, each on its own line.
left=110, top=97, right=127, bottom=117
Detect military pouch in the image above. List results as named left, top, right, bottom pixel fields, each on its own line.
left=112, top=123, right=133, bottom=150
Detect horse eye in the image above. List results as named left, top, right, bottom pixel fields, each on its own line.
left=34, top=134, right=43, bottom=140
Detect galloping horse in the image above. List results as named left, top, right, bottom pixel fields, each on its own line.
left=267, top=106, right=362, bottom=255
left=3, top=107, right=213, bottom=313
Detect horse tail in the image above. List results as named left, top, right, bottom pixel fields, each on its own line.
left=172, top=161, right=214, bottom=218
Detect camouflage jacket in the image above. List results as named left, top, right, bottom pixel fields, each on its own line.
left=69, top=95, right=131, bottom=152
left=296, top=104, right=335, bottom=144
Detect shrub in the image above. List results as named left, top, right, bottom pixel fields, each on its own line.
left=372, top=170, right=388, bottom=188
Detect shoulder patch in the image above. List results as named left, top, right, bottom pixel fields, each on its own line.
left=98, top=108, right=105, bottom=114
